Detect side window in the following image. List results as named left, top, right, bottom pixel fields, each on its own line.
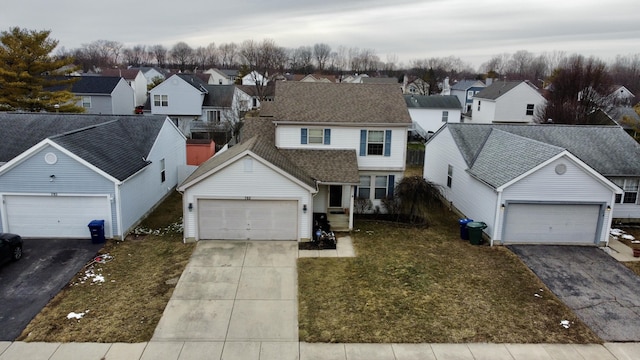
left=477, top=101, right=481, bottom=111
left=442, top=111, right=449, bottom=122
left=358, top=176, right=371, bottom=199
left=447, top=165, right=453, bottom=188
left=526, top=104, right=535, bottom=116
left=160, top=158, right=166, bottom=183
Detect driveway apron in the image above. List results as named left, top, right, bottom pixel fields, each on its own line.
left=509, top=245, right=640, bottom=341
left=152, top=241, right=298, bottom=346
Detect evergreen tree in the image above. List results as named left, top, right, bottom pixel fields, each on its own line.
left=0, top=27, right=83, bottom=112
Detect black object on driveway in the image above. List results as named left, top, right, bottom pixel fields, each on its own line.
left=509, top=245, right=640, bottom=342
left=0, top=238, right=103, bottom=341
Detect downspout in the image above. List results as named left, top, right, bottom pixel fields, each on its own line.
left=115, top=182, right=123, bottom=239
left=491, top=189, right=503, bottom=246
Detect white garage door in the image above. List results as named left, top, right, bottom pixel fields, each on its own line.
left=198, top=199, right=297, bottom=240
left=4, top=195, right=111, bottom=238
left=503, top=203, right=602, bottom=245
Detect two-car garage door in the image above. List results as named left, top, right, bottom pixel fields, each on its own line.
left=3, top=195, right=111, bottom=238
left=197, top=199, right=298, bottom=240
left=503, top=203, right=603, bottom=245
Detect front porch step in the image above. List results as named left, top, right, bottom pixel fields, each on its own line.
left=327, top=213, right=349, bottom=232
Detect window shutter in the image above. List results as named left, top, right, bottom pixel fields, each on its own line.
left=301, top=128, right=308, bottom=144
left=324, top=129, right=331, bottom=145
left=387, top=175, right=395, bottom=197
left=384, top=130, right=392, bottom=157
left=359, top=130, right=366, bottom=156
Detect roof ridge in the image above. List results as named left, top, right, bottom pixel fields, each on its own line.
left=48, top=119, right=118, bottom=139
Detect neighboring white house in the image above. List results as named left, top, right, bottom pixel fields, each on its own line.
left=449, top=79, right=486, bottom=113
left=241, top=71, right=267, bottom=86
left=609, top=85, right=636, bottom=106
left=204, top=68, right=238, bottom=85
left=471, top=80, right=546, bottom=123
left=135, top=67, right=167, bottom=85
left=404, top=95, right=462, bottom=135
left=100, top=68, right=148, bottom=107
left=178, top=82, right=412, bottom=242
left=0, top=113, right=186, bottom=239
left=67, top=76, right=135, bottom=115
left=423, top=123, right=640, bottom=246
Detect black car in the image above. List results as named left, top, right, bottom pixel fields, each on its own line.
left=0, top=233, right=23, bottom=265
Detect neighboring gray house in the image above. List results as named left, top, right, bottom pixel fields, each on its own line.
left=0, top=113, right=186, bottom=239
left=100, top=68, right=148, bottom=107
left=424, top=123, right=640, bottom=246
left=72, top=76, right=135, bottom=115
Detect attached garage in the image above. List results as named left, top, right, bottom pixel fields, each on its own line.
left=3, top=194, right=111, bottom=238
left=197, top=199, right=298, bottom=240
left=502, top=203, right=603, bottom=245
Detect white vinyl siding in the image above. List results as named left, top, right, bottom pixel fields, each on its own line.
left=407, top=107, right=462, bottom=134
left=150, top=75, right=205, bottom=116
left=182, top=154, right=311, bottom=241
left=276, top=125, right=407, bottom=171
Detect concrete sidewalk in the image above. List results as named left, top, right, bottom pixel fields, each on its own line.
left=2, top=238, right=640, bottom=359
left=1, top=341, right=640, bottom=359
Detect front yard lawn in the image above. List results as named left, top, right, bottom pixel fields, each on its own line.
left=18, top=191, right=195, bottom=343
left=298, top=212, right=601, bottom=344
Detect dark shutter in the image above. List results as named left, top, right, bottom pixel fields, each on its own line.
left=359, top=130, right=367, bottom=156
left=324, top=129, right=331, bottom=145
left=387, top=175, right=395, bottom=197
left=384, top=130, right=392, bottom=156
left=301, top=128, right=308, bottom=144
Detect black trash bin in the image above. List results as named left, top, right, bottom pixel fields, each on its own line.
left=88, top=220, right=105, bottom=244
left=458, top=218, right=474, bottom=240
left=467, top=222, right=487, bottom=245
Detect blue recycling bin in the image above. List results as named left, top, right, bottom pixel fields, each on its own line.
left=88, top=220, right=105, bottom=244
left=458, top=218, right=474, bottom=240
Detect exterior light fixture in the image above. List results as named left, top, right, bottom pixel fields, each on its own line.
left=303, top=204, right=308, bottom=213
left=188, top=203, right=193, bottom=212
left=49, top=174, right=56, bottom=182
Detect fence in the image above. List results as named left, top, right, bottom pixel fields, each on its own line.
left=406, top=148, right=425, bottom=166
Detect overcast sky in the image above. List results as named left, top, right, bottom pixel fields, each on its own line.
left=2, top=0, right=638, bottom=69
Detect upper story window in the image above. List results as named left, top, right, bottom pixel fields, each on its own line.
left=301, top=128, right=331, bottom=145
left=526, top=104, right=535, bottom=116
left=360, top=130, right=391, bottom=157
left=467, top=90, right=474, bottom=100
left=154, top=94, right=168, bottom=107
left=442, top=111, right=449, bottom=122
left=82, top=96, right=91, bottom=108
left=447, top=165, right=453, bottom=188
left=477, top=101, right=481, bottom=111
left=614, top=178, right=639, bottom=204
left=160, top=158, right=166, bottom=183
left=207, top=110, right=221, bottom=124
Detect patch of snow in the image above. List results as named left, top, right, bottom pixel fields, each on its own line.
left=622, top=234, right=636, bottom=240
left=67, top=312, right=85, bottom=320
left=93, top=275, right=105, bottom=283
left=534, top=293, right=542, bottom=298
left=560, top=320, right=571, bottom=329
left=610, top=228, right=624, bottom=236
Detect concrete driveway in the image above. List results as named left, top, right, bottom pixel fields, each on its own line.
left=509, top=245, right=640, bottom=342
left=0, top=238, right=103, bottom=341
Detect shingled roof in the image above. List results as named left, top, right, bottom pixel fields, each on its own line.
left=0, top=113, right=169, bottom=181
left=447, top=123, right=640, bottom=179
left=280, top=149, right=359, bottom=184
left=71, top=76, right=123, bottom=94
left=473, top=80, right=537, bottom=100
left=202, top=85, right=234, bottom=107
left=270, top=82, right=412, bottom=125
left=180, top=136, right=315, bottom=189
left=404, top=95, right=461, bottom=109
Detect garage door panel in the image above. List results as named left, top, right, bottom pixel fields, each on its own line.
left=198, top=199, right=297, bottom=240
left=504, top=203, right=601, bottom=245
left=4, top=195, right=111, bottom=238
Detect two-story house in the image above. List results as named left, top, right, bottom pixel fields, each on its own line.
left=204, top=68, right=239, bottom=85
left=471, top=80, right=546, bottom=124
left=450, top=80, right=486, bottom=113
left=148, top=74, right=252, bottom=139
left=177, top=82, right=412, bottom=242
left=100, top=68, right=148, bottom=107
left=70, top=76, right=135, bottom=115
left=404, top=95, right=462, bottom=137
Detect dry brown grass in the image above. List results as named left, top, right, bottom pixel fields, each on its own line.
left=18, top=192, right=195, bottom=343
left=298, top=211, right=601, bottom=344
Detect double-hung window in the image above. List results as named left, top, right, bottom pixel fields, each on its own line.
left=615, top=178, right=639, bottom=204
left=477, top=101, right=481, bottom=111
left=374, top=176, right=388, bottom=199
left=357, top=175, right=395, bottom=200
left=207, top=110, right=221, bottom=124
left=154, top=94, right=168, bottom=107
left=82, top=96, right=91, bottom=108
left=442, top=111, right=449, bottom=122
left=301, top=128, right=331, bottom=145
left=447, top=165, right=453, bottom=188
left=160, top=158, right=166, bottom=183
left=367, top=130, right=384, bottom=155
left=526, top=104, right=535, bottom=116
left=358, top=176, right=371, bottom=199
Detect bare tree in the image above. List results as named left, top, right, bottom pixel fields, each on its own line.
left=609, top=53, right=640, bottom=95
left=170, top=42, right=194, bottom=71
left=289, top=46, right=313, bottom=73
left=218, top=42, right=238, bottom=68
left=536, top=54, right=613, bottom=124
left=313, top=43, right=331, bottom=72
left=239, top=39, right=285, bottom=100
left=122, top=44, right=149, bottom=67
left=150, top=44, right=167, bottom=67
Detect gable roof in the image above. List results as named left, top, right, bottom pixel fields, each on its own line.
left=280, top=149, right=359, bottom=184
left=202, top=85, right=235, bottom=107
left=175, top=74, right=208, bottom=93
left=180, top=136, right=315, bottom=189
left=0, top=113, right=170, bottom=181
left=100, top=69, right=142, bottom=80
left=473, top=80, right=538, bottom=100
left=446, top=123, right=640, bottom=177
left=54, top=76, right=123, bottom=94
left=271, top=82, right=411, bottom=125
left=451, top=80, right=485, bottom=91
left=404, top=95, right=461, bottom=109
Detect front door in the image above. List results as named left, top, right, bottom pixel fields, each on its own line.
left=329, top=185, right=343, bottom=208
